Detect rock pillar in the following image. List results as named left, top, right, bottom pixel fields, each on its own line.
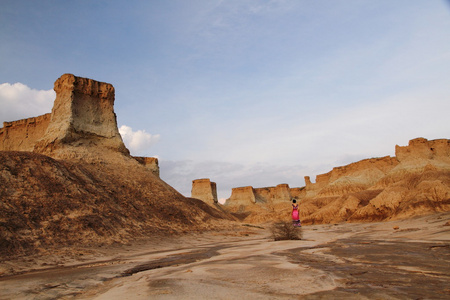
left=34, top=74, right=129, bottom=158
left=191, top=178, right=218, bottom=206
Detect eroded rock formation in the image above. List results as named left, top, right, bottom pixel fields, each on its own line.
left=226, top=183, right=293, bottom=208
left=0, top=74, right=226, bottom=258
left=0, top=74, right=159, bottom=170
left=304, top=156, right=399, bottom=197
left=0, top=114, right=51, bottom=152
left=32, top=74, right=129, bottom=160
left=224, top=138, right=450, bottom=224
left=191, top=178, right=218, bottom=206
left=227, top=186, right=256, bottom=207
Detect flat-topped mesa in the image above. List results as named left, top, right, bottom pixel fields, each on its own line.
left=226, top=186, right=256, bottom=206
left=33, top=74, right=129, bottom=159
left=191, top=178, right=218, bottom=206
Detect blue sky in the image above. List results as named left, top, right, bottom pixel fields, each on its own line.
left=1, top=0, right=450, bottom=201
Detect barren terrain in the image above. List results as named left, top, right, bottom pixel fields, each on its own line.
left=1, top=212, right=449, bottom=299
left=1, top=74, right=449, bottom=299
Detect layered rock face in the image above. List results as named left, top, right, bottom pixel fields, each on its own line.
left=255, top=184, right=291, bottom=203
left=191, top=178, right=218, bottom=206
left=0, top=74, right=129, bottom=160
left=227, top=186, right=257, bottom=207
left=395, top=138, right=450, bottom=167
left=304, top=156, right=399, bottom=197
left=33, top=74, right=129, bottom=159
left=0, top=114, right=51, bottom=152
left=224, top=184, right=294, bottom=222
left=224, top=138, right=450, bottom=224
left=0, top=73, right=159, bottom=170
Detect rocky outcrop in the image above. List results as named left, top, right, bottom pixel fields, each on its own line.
left=133, top=156, right=160, bottom=177
left=191, top=178, right=218, bottom=206
left=0, top=73, right=159, bottom=167
left=254, top=184, right=292, bottom=203
left=0, top=74, right=226, bottom=258
left=395, top=138, right=450, bottom=168
left=0, top=74, right=128, bottom=160
left=227, top=186, right=256, bottom=207
left=224, top=184, right=294, bottom=221
left=33, top=74, right=129, bottom=160
left=224, top=138, right=450, bottom=224
left=226, top=184, right=292, bottom=208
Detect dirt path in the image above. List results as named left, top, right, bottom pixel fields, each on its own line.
left=1, top=213, right=449, bottom=299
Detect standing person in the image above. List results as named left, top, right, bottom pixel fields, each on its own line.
left=292, top=199, right=301, bottom=226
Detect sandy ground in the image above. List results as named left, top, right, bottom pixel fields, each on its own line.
left=1, top=212, right=449, bottom=300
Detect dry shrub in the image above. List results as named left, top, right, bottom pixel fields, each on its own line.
left=270, top=221, right=302, bottom=241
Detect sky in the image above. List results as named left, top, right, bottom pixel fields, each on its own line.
left=1, top=0, right=450, bottom=202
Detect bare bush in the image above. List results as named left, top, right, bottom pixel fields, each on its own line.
left=270, top=221, right=302, bottom=241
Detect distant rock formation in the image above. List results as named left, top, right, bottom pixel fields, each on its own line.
left=226, top=184, right=292, bottom=208
left=224, top=138, right=450, bottom=224
left=304, top=156, right=399, bottom=198
left=191, top=178, right=218, bottom=206
left=227, top=186, right=256, bottom=207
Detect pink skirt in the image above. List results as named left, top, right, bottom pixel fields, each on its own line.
left=292, top=210, right=299, bottom=221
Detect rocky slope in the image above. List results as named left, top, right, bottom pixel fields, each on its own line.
left=0, top=74, right=229, bottom=258
left=0, top=151, right=229, bottom=258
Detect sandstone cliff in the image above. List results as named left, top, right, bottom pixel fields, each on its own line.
left=0, top=74, right=227, bottom=258
left=224, top=138, right=450, bottom=224
left=0, top=114, right=51, bottom=152
left=32, top=74, right=129, bottom=160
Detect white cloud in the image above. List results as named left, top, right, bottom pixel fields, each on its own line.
left=119, top=125, right=160, bottom=156
left=0, top=82, right=55, bottom=123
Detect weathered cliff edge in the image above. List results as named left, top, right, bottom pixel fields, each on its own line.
left=224, top=138, right=450, bottom=224
left=0, top=74, right=228, bottom=258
